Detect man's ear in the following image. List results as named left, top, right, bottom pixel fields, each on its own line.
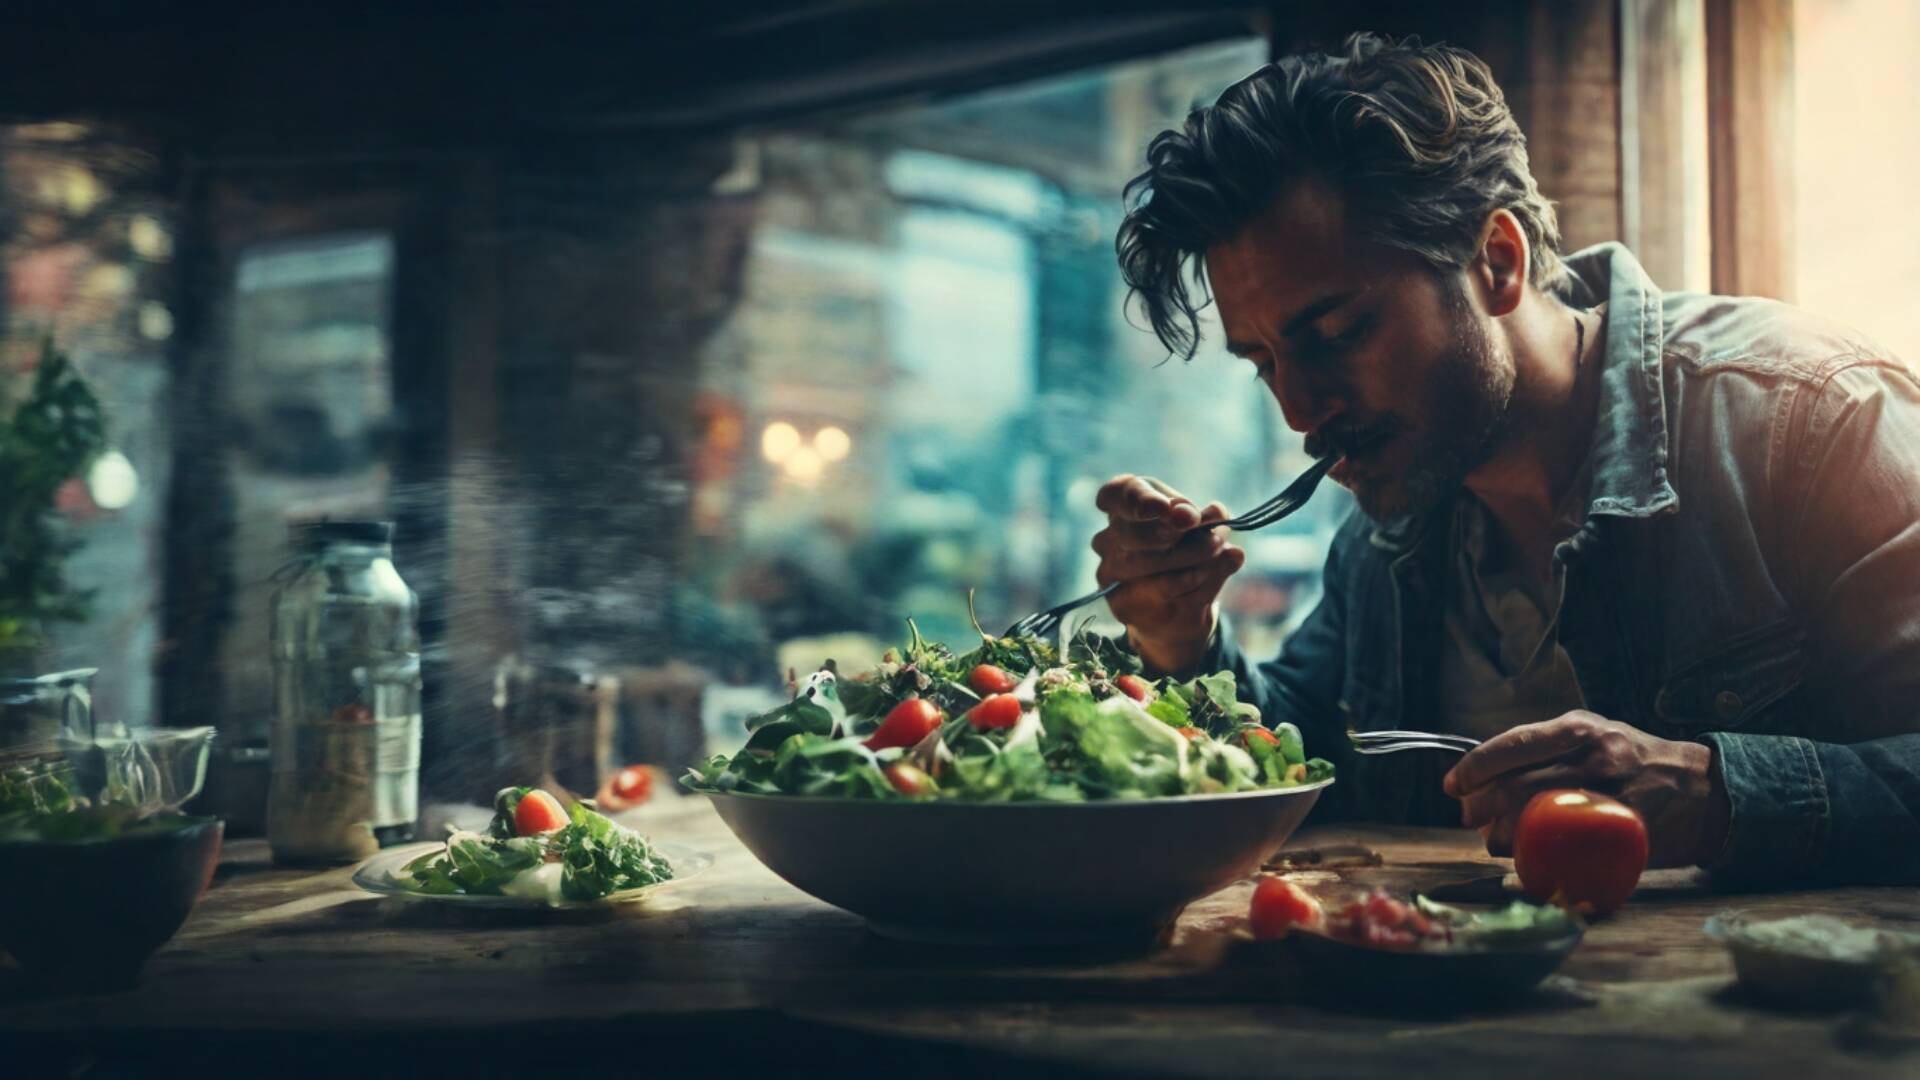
left=1470, top=209, right=1529, bottom=318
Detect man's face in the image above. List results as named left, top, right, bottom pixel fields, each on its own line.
left=1205, top=182, right=1515, bottom=521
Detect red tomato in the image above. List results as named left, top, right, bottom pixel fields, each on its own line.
left=611, top=766, right=653, bottom=804
left=1363, top=892, right=1410, bottom=927
left=1513, top=789, right=1649, bottom=916
left=883, top=761, right=936, bottom=797
left=1241, top=727, right=1280, bottom=749
left=1249, top=877, right=1322, bottom=939
left=1115, top=674, right=1155, bottom=702
left=968, top=664, right=1019, bottom=695
left=1324, top=888, right=1443, bottom=949
left=967, top=693, right=1023, bottom=730
left=1175, top=725, right=1207, bottom=742
left=866, top=698, right=944, bottom=751
left=513, top=789, right=568, bottom=836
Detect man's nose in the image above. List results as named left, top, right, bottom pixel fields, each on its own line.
left=1268, top=363, right=1341, bottom=435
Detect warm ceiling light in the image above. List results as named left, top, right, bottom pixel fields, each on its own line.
left=761, top=421, right=801, bottom=464
left=814, top=425, right=851, bottom=462
left=783, top=446, right=824, bottom=483
left=128, top=214, right=173, bottom=260
left=87, top=449, right=139, bottom=510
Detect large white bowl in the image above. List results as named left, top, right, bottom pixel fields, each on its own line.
left=707, top=780, right=1329, bottom=946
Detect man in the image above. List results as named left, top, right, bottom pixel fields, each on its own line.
left=1095, top=33, right=1920, bottom=885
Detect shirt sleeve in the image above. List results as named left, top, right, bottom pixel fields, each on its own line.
left=1184, top=522, right=1363, bottom=820
left=1706, top=361, right=1920, bottom=885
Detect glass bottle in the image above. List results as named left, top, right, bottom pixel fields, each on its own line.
left=266, top=521, right=421, bottom=864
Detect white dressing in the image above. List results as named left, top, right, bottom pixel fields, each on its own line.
left=497, top=861, right=565, bottom=903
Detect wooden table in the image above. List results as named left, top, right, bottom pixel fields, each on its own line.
left=3, top=795, right=1916, bottom=1078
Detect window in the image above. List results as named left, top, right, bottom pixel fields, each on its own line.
left=684, top=35, right=1346, bottom=737
left=219, top=232, right=397, bottom=743
left=1794, top=0, right=1920, bottom=364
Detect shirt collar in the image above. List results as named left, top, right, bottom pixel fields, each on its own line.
left=1557, top=242, right=1680, bottom=521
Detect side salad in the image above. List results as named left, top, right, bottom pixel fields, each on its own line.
left=0, top=757, right=204, bottom=842
left=391, top=786, right=674, bottom=903
left=1250, top=877, right=1582, bottom=950
left=683, top=619, right=1333, bottom=802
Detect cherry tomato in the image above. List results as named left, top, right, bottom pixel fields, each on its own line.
left=967, top=693, right=1023, bottom=730
left=1175, top=725, right=1207, bottom=742
left=883, top=761, right=936, bottom=798
left=865, top=698, right=944, bottom=751
left=512, top=789, right=568, bottom=836
left=968, top=664, right=1019, bottom=695
left=611, top=766, right=653, bottom=803
left=1115, top=674, right=1155, bottom=702
left=1249, top=877, right=1322, bottom=939
left=1513, top=789, right=1649, bottom=916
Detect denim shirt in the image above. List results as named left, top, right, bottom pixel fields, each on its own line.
left=1204, top=243, right=1920, bottom=887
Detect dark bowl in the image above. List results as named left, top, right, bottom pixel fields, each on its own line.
left=1285, top=924, right=1583, bottom=1013
left=0, top=816, right=223, bottom=990
left=707, top=782, right=1327, bottom=946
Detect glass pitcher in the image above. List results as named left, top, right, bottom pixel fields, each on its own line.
left=0, top=669, right=214, bottom=814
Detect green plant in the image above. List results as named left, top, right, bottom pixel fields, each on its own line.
left=0, top=341, right=106, bottom=653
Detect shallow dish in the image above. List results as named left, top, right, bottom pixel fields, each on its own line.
left=352, top=840, right=712, bottom=909
left=1284, top=923, right=1583, bottom=1011
left=705, top=781, right=1328, bottom=946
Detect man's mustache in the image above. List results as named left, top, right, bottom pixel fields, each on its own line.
left=1306, top=418, right=1399, bottom=460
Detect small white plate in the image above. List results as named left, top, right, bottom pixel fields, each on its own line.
left=1705, top=911, right=1920, bottom=1010
left=351, top=839, right=711, bottom=909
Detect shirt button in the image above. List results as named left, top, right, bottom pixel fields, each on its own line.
left=1714, top=690, right=1744, bottom=719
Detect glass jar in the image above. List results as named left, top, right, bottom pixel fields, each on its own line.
left=266, top=522, right=421, bottom=864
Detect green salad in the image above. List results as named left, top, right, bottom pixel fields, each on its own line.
left=0, top=758, right=78, bottom=817
left=684, top=621, right=1334, bottom=802
left=392, top=786, right=675, bottom=903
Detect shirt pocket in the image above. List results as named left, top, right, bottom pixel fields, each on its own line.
left=1654, top=618, right=1807, bottom=736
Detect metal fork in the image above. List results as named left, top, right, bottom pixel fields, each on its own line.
left=1347, top=729, right=1483, bottom=755
left=1003, top=455, right=1339, bottom=638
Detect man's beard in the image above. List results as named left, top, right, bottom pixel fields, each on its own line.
left=1347, top=282, right=1514, bottom=522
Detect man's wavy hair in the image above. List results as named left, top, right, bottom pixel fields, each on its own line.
left=1117, top=33, right=1564, bottom=360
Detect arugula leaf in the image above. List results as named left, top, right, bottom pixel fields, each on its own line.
left=438, top=831, right=545, bottom=894
left=741, top=695, right=839, bottom=753
left=555, top=800, right=674, bottom=900
left=771, top=734, right=895, bottom=799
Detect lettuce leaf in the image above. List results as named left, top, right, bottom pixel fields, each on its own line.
left=556, top=799, right=675, bottom=900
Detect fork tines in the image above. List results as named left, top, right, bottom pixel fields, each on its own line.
left=1345, top=729, right=1481, bottom=755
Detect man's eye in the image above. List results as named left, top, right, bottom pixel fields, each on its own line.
left=1303, top=317, right=1374, bottom=364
